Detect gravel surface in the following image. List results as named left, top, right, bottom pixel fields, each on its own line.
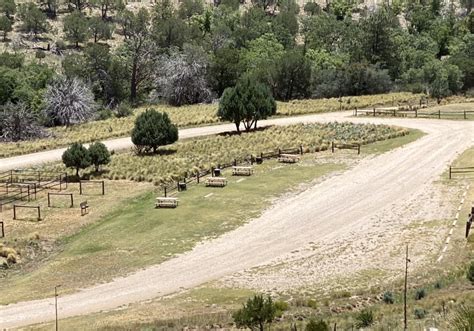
left=0, top=113, right=473, bottom=328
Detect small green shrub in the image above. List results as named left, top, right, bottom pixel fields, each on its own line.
left=355, top=309, right=374, bottom=328
left=415, top=288, right=426, bottom=300
left=414, top=308, right=427, bottom=319
left=274, top=300, right=289, bottom=311
left=307, top=299, right=318, bottom=309
left=305, top=319, right=329, bottom=331
left=467, top=261, right=474, bottom=284
left=434, top=280, right=443, bottom=289
left=115, top=102, right=133, bottom=118
left=383, top=291, right=394, bottom=304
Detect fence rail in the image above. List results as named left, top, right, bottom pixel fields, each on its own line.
left=449, top=166, right=474, bottom=179
left=354, top=107, right=474, bottom=120
left=158, top=142, right=356, bottom=197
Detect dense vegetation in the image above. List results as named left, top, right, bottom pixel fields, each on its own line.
left=0, top=0, right=472, bottom=145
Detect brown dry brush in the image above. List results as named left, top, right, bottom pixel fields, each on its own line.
left=0, top=102, right=48, bottom=142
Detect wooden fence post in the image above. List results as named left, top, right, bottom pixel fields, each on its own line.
left=48, top=193, right=51, bottom=207
left=79, top=181, right=83, bottom=195
left=164, top=186, right=167, bottom=197
left=101, top=181, right=105, bottom=195
left=0, top=221, right=3, bottom=238
left=464, top=110, right=467, bottom=120
left=373, top=108, right=376, bottom=116
left=331, top=142, right=335, bottom=153
left=37, top=206, right=41, bottom=221
left=13, top=205, right=16, bottom=220
left=196, top=173, right=200, bottom=184
left=415, top=108, right=418, bottom=118
left=357, top=144, right=361, bottom=155
left=449, top=166, right=452, bottom=180
left=300, top=145, right=303, bottom=155
left=438, top=109, right=441, bottom=119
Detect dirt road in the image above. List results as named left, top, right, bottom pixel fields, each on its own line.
left=0, top=114, right=473, bottom=328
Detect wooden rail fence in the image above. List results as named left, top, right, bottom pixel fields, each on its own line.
left=449, top=166, right=474, bottom=179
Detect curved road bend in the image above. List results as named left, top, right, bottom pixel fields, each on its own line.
left=0, top=113, right=473, bottom=328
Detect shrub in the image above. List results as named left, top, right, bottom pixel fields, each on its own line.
left=467, top=261, right=474, bottom=284
left=62, top=142, right=91, bottom=176
left=415, top=288, right=426, bottom=300
left=307, top=299, right=318, bottom=309
left=305, top=319, right=329, bottom=331
left=355, top=309, right=374, bottom=328
left=233, top=295, right=276, bottom=331
left=88, top=141, right=111, bottom=172
left=131, top=109, right=178, bottom=154
left=434, top=281, right=443, bottom=289
left=414, top=308, right=427, bottom=319
left=383, top=291, right=394, bottom=304
left=274, top=300, right=289, bottom=311
left=114, top=102, right=133, bottom=118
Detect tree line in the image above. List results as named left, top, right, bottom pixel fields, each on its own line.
left=0, top=0, right=473, bottom=142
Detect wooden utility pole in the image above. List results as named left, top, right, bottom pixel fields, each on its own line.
left=404, top=244, right=410, bottom=330
left=55, top=285, right=61, bottom=331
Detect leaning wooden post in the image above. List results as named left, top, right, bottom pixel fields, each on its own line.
left=70, top=194, right=74, bottom=208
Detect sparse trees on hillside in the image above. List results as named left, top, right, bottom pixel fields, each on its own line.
left=64, top=11, right=90, bottom=47
left=0, top=15, right=12, bottom=41
left=43, top=76, right=97, bottom=127
left=18, top=3, right=49, bottom=38
left=89, top=16, right=113, bottom=43
left=0, top=0, right=15, bottom=19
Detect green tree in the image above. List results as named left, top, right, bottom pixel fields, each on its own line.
left=304, top=1, right=320, bottom=16
left=305, top=319, right=329, bottom=331
left=0, top=15, right=12, bottom=41
left=208, top=47, right=243, bottom=97
left=88, top=141, right=111, bottom=172
left=131, top=109, right=178, bottom=153
left=18, top=3, right=49, bottom=38
left=62, top=142, right=91, bottom=176
left=64, top=11, right=90, bottom=47
left=0, top=0, right=15, bottom=18
left=233, top=295, right=276, bottom=331
left=274, top=50, right=311, bottom=101
left=89, top=16, right=113, bottom=43
left=91, top=0, right=124, bottom=19
left=217, top=76, right=276, bottom=132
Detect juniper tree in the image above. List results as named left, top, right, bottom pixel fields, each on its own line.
left=62, top=142, right=91, bottom=176
left=88, top=141, right=111, bottom=172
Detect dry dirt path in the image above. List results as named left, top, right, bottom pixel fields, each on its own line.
left=0, top=114, right=473, bottom=329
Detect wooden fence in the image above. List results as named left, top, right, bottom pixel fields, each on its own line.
left=354, top=107, right=474, bottom=120
left=159, top=142, right=351, bottom=197
left=449, top=166, right=474, bottom=179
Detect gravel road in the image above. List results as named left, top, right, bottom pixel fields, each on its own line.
left=0, top=113, right=473, bottom=329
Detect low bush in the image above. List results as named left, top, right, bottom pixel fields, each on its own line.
left=414, top=308, right=427, bottom=319
left=355, top=309, right=374, bottom=328
left=383, top=291, right=394, bottom=304
left=305, top=319, right=329, bottom=331
left=307, top=299, right=318, bottom=309
left=415, top=288, right=426, bottom=300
